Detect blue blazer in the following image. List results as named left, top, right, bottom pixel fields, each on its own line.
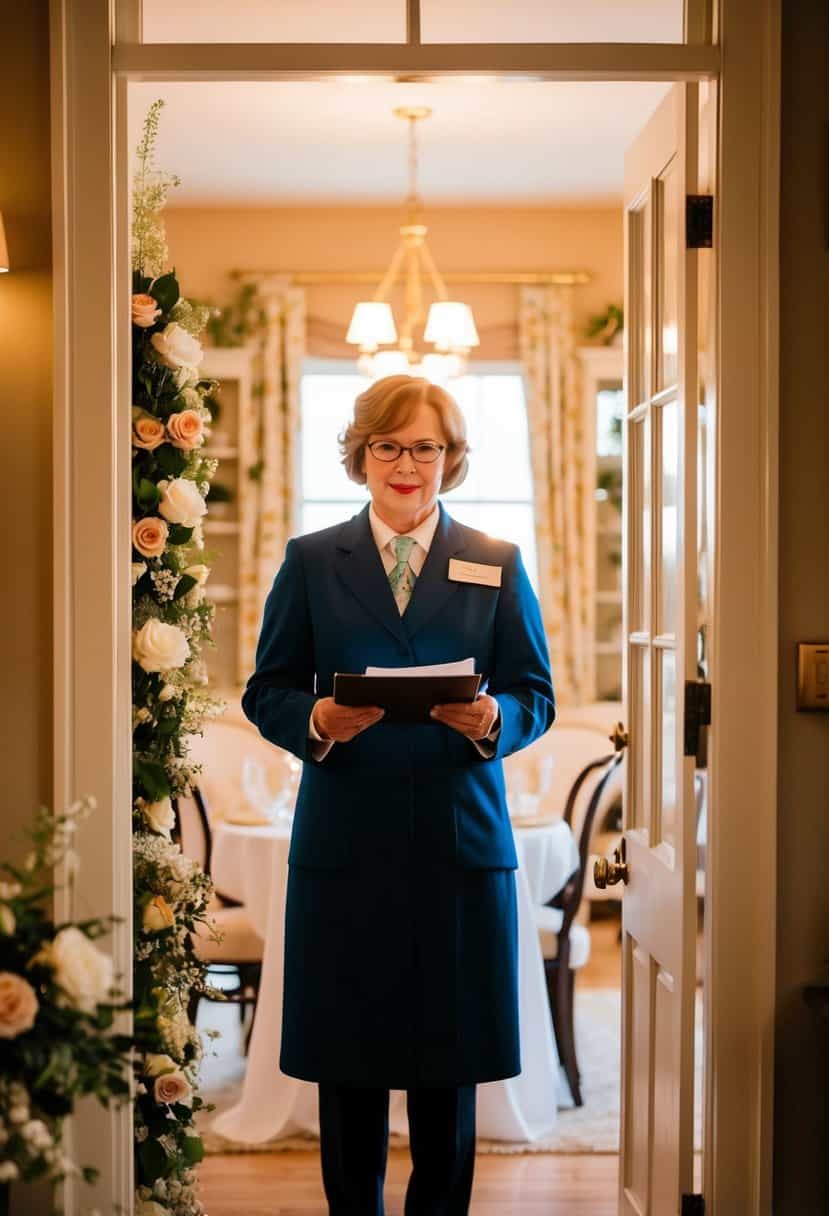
left=242, top=501, right=556, bottom=873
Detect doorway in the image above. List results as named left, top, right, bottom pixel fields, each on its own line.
left=51, top=3, right=780, bottom=1213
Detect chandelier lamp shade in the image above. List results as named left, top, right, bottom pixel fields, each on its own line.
left=346, top=107, right=479, bottom=382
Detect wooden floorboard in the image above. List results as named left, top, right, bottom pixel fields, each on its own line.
left=199, top=1149, right=619, bottom=1215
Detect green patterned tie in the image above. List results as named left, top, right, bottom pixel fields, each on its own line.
left=388, top=535, right=417, bottom=612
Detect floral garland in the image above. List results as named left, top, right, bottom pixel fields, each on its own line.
left=0, top=798, right=131, bottom=1201
left=131, top=100, right=223, bottom=1216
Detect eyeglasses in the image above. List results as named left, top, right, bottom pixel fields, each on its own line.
left=367, top=440, right=446, bottom=464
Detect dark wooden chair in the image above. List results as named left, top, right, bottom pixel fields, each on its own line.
left=535, top=743, right=626, bottom=1107
left=173, top=786, right=263, bottom=1052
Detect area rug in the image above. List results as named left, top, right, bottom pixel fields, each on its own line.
left=196, top=987, right=702, bottom=1155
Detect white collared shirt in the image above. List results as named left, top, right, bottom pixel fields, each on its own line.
left=308, top=502, right=500, bottom=759
left=368, top=500, right=440, bottom=593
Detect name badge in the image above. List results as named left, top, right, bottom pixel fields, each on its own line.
left=448, top=558, right=502, bottom=588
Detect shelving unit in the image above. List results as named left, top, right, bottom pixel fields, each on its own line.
left=578, top=344, right=624, bottom=702
left=199, top=346, right=258, bottom=691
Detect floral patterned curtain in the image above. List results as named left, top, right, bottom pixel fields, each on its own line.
left=238, top=276, right=306, bottom=680
left=519, top=284, right=591, bottom=706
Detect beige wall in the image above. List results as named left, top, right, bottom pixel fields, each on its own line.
left=0, top=12, right=54, bottom=1212
left=0, top=7, right=53, bottom=848
left=773, top=0, right=829, bottom=1210
left=163, top=203, right=623, bottom=346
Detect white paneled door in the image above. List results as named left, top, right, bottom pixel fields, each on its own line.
left=614, top=84, right=701, bottom=1215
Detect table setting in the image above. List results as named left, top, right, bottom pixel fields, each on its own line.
left=205, top=749, right=580, bottom=1147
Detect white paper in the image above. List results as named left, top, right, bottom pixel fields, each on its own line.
left=364, top=657, right=475, bottom=678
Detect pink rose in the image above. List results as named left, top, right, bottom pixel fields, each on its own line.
left=132, top=293, right=161, bottom=328
left=132, top=517, right=169, bottom=559
left=0, top=972, right=39, bottom=1039
left=166, top=410, right=204, bottom=451
left=132, top=414, right=166, bottom=451
left=153, top=1070, right=192, bottom=1106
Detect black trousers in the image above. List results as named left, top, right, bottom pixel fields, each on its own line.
left=318, top=1083, right=477, bottom=1216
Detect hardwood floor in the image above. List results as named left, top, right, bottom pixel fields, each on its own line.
left=199, top=1149, right=619, bottom=1215
left=198, top=911, right=624, bottom=1215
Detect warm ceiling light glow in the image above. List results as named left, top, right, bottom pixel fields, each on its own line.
left=346, top=301, right=397, bottom=349
left=347, top=107, right=478, bottom=382
left=0, top=213, right=8, bottom=273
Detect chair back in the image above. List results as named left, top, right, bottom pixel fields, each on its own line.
left=503, top=719, right=618, bottom=819
left=185, top=717, right=298, bottom=823
left=548, top=749, right=626, bottom=935
left=174, top=786, right=212, bottom=874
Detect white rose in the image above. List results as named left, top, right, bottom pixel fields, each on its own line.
left=150, top=323, right=203, bottom=376
left=46, top=927, right=113, bottom=1013
left=144, top=1052, right=177, bottom=1077
left=0, top=906, right=15, bottom=935
left=0, top=1162, right=19, bottom=1182
left=158, top=683, right=177, bottom=702
left=183, top=564, right=209, bottom=587
left=143, top=798, right=175, bottom=839
left=135, top=1202, right=170, bottom=1216
left=0, top=882, right=21, bottom=900
left=157, top=478, right=207, bottom=528
left=153, top=1071, right=192, bottom=1106
left=22, top=1119, right=52, bottom=1150
left=132, top=620, right=190, bottom=673
left=131, top=562, right=147, bottom=587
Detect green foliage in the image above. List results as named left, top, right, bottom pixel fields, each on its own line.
left=203, top=279, right=266, bottom=348
left=586, top=302, right=624, bottom=344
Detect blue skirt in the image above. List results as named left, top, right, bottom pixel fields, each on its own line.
left=280, top=861, right=520, bottom=1088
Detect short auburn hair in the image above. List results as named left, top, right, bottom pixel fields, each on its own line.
left=339, top=375, right=469, bottom=493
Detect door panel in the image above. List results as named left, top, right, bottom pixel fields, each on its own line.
left=619, top=83, right=699, bottom=1215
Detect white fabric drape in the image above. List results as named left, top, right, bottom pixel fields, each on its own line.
left=238, top=277, right=306, bottom=680
left=519, top=285, right=592, bottom=706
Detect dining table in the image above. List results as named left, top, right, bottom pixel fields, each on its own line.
left=208, top=812, right=580, bottom=1146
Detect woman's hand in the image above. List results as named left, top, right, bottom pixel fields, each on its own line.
left=312, top=697, right=385, bottom=743
left=430, top=693, right=499, bottom=741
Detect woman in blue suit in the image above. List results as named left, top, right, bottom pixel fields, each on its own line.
left=243, top=374, right=555, bottom=1216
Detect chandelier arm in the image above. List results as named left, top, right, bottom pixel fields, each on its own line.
left=372, top=240, right=407, bottom=302
left=418, top=240, right=450, bottom=302
left=401, top=242, right=424, bottom=346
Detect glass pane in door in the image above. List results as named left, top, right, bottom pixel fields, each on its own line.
left=658, top=399, right=680, bottom=636
left=141, top=0, right=407, bottom=43
left=421, top=0, right=684, bottom=43
left=658, top=646, right=677, bottom=847
left=656, top=155, right=681, bottom=390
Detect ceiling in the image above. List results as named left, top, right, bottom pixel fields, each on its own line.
left=128, top=80, right=672, bottom=205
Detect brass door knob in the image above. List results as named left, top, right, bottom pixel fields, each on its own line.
left=593, top=844, right=630, bottom=889
left=609, top=722, right=629, bottom=752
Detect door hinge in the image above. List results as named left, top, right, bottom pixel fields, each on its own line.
left=686, top=195, right=714, bottom=248
left=684, top=680, right=712, bottom=758
left=681, top=1195, right=705, bottom=1216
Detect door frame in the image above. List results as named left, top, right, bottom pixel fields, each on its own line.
left=50, top=1, right=780, bottom=1212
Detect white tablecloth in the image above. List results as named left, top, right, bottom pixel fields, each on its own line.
left=209, top=817, right=579, bottom=1145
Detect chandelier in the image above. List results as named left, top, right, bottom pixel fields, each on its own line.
left=346, top=106, right=479, bottom=382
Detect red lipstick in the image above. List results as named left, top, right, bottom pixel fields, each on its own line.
left=390, top=484, right=419, bottom=494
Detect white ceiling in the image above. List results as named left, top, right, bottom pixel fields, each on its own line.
left=128, top=80, right=672, bottom=205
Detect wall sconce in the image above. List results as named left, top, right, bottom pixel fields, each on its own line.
left=0, top=212, right=8, bottom=273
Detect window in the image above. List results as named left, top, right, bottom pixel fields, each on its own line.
left=299, top=359, right=538, bottom=589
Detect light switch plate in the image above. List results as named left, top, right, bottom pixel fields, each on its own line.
left=796, top=643, right=829, bottom=711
